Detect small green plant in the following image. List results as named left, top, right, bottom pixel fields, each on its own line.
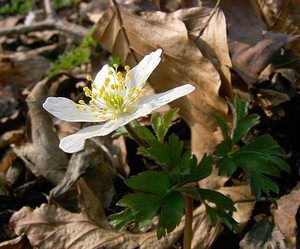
left=0, top=0, right=30, bottom=15
left=110, top=96, right=289, bottom=245
left=47, top=30, right=97, bottom=78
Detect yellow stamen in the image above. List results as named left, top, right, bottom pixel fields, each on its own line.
left=90, top=107, right=95, bottom=112
left=113, top=63, right=119, bottom=69
left=83, top=87, right=89, bottom=92
left=124, top=65, right=130, bottom=71
left=79, top=100, right=85, bottom=104
left=93, top=113, right=99, bottom=117
left=108, top=70, right=113, bottom=75
left=89, top=99, right=95, bottom=105
left=74, top=104, right=80, bottom=109
left=92, top=83, right=96, bottom=89
left=86, top=75, right=92, bottom=81
left=105, top=78, right=110, bottom=83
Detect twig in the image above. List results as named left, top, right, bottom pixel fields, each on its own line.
left=194, top=0, right=221, bottom=42
left=110, top=0, right=138, bottom=64
left=183, top=195, right=193, bottom=249
left=43, top=0, right=54, bottom=20
left=0, top=20, right=87, bottom=44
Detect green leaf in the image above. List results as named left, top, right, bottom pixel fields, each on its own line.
left=157, top=191, right=184, bottom=238
left=125, top=171, right=172, bottom=194
left=212, top=113, right=229, bottom=139
left=110, top=193, right=161, bottom=229
left=231, top=114, right=260, bottom=144
left=177, top=154, right=212, bottom=185
left=151, top=108, right=178, bottom=143
left=198, top=189, right=236, bottom=212
left=133, top=126, right=156, bottom=142
left=230, top=134, right=289, bottom=198
left=217, top=157, right=237, bottom=176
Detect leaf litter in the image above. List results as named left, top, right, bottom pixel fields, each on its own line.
left=0, top=0, right=299, bottom=248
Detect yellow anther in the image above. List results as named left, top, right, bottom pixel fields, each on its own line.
left=134, top=97, right=139, bottom=102
left=113, top=63, right=119, bottom=69
left=85, top=91, right=90, bottom=97
left=92, top=93, right=98, bottom=99
left=108, top=70, right=113, bottom=75
left=102, top=110, right=107, bottom=115
left=86, top=75, right=92, bottom=81
left=141, top=89, right=146, bottom=94
left=92, top=83, right=96, bottom=89
left=89, top=99, right=95, bottom=105
left=141, top=82, right=146, bottom=87
left=83, top=86, right=89, bottom=92
left=74, top=104, right=80, bottom=109
left=124, top=65, right=130, bottom=71
left=131, top=87, right=136, bottom=92
left=128, top=105, right=134, bottom=110
left=119, top=84, right=124, bottom=90
left=123, top=107, right=128, bottom=112
left=104, top=81, right=109, bottom=87
left=90, top=107, right=95, bottom=112
left=102, top=115, right=107, bottom=120
left=127, top=93, right=132, bottom=98
left=105, top=78, right=110, bottom=83
left=93, top=113, right=99, bottom=117
left=134, top=89, right=140, bottom=95
left=111, top=84, right=116, bottom=90
left=127, top=72, right=132, bottom=80
left=79, top=100, right=85, bottom=104
left=82, top=107, right=87, bottom=111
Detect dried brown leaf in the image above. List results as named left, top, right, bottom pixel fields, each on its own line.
left=220, top=0, right=296, bottom=84
left=93, top=5, right=229, bottom=158
left=0, top=235, right=24, bottom=249
left=9, top=204, right=185, bottom=249
left=272, top=188, right=300, bottom=246
left=256, top=0, right=300, bottom=57
left=14, top=80, right=67, bottom=185
left=77, top=177, right=110, bottom=229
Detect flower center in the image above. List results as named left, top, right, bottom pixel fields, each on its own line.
left=74, top=64, right=146, bottom=121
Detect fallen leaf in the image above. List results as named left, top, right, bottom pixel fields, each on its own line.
left=0, top=235, right=24, bottom=249
left=219, top=0, right=297, bottom=84
left=77, top=177, right=110, bottom=229
left=272, top=187, right=300, bottom=246
left=50, top=145, right=115, bottom=210
left=239, top=219, right=289, bottom=249
left=13, top=80, right=67, bottom=185
left=256, top=0, right=300, bottom=57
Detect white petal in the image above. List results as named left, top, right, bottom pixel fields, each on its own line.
left=94, top=64, right=115, bottom=89
left=59, top=121, right=118, bottom=153
left=43, top=97, right=101, bottom=122
left=59, top=104, right=153, bottom=153
left=138, top=84, right=195, bottom=111
left=128, top=49, right=162, bottom=89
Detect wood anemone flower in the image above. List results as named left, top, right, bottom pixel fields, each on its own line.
left=43, top=49, right=195, bottom=153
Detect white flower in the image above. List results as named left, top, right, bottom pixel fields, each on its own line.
left=43, top=49, right=195, bottom=153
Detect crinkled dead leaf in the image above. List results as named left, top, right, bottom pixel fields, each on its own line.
left=272, top=187, right=300, bottom=246
left=239, top=219, right=288, bottom=249
left=93, top=4, right=230, bottom=158
left=0, top=235, right=24, bottom=249
left=77, top=177, right=110, bottom=229
left=50, top=145, right=115, bottom=210
left=9, top=204, right=184, bottom=249
left=219, top=0, right=297, bottom=84
left=13, top=80, right=67, bottom=185
left=256, top=0, right=300, bottom=57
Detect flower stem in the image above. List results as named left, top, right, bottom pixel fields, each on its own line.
left=183, top=194, right=193, bottom=249
left=125, top=124, right=148, bottom=148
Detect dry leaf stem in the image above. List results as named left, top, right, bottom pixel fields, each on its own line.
left=183, top=195, right=193, bottom=249
left=110, top=0, right=138, bottom=63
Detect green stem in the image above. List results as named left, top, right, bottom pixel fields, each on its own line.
left=183, top=195, right=193, bottom=249
left=125, top=123, right=148, bottom=148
